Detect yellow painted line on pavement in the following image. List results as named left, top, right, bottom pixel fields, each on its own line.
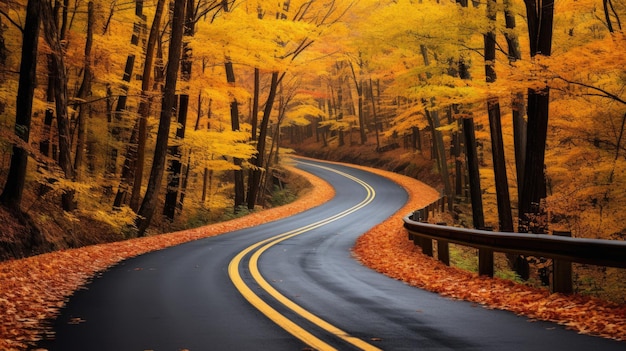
left=228, top=162, right=382, bottom=350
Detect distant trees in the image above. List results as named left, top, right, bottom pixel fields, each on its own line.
left=304, top=0, right=624, bottom=241
left=0, top=0, right=623, bottom=240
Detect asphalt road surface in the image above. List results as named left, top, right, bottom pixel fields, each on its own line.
left=40, top=159, right=625, bottom=350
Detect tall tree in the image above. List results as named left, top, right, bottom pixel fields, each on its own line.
left=349, top=55, right=367, bottom=145
left=247, top=71, right=279, bottom=209
left=129, top=0, right=166, bottom=211
left=519, top=0, right=555, bottom=234
left=106, top=0, right=146, bottom=179
left=135, top=0, right=187, bottom=235
left=222, top=0, right=245, bottom=211
left=73, top=1, right=94, bottom=181
left=224, top=60, right=246, bottom=211
left=163, top=0, right=196, bottom=220
left=0, top=0, right=41, bottom=211
left=484, top=0, right=513, bottom=232
left=40, top=0, right=77, bottom=211
left=503, top=0, right=526, bottom=205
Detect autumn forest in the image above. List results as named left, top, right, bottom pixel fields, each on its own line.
left=0, top=0, right=625, bottom=296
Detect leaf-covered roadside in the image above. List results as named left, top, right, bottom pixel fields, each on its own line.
left=352, top=166, right=626, bottom=342
left=2, top=160, right=625, bottom=350
left=0, top=165, right=335, bottom=351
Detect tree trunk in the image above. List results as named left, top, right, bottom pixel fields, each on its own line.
left=73, top=1, right=94, bottom=182
left=369, top=79, right=380, bottom=150
left=135, top=0, right=186, bottom=236
left=223, top=61, right=245, bottom=211
left=336, top=76, right=345, bottom=147
left=251, top=68, right=260, bottom=140
left=519, top=0, right=554, bottom=234
left=41, top=59, right=55, bottom=160
left=462, top=117, right=485, bottom=229
left=503, top=0, right=526, bottom=206
left=39, top=0, right=62, bottom=161
left=358, top=83, right=366, bottom=144
left=484, top=0, right=513, bottom=232
left=487, top=99, right=514, bottom=232
left=452, top=116, right=463, bottom=197
left=163, top=95, right=187, bottom=219
left=0, top=0, right=41, bottom=211
left=163, top=0, right=194, bottom=219
left=246, top=67, right=260, bottom=208
left=112, top=0, right=150, bottom=209
left=349, top=60, right=367, bottom=145
left=129, top=0, right=165, bottom=212
left=107, top=0, right=145, bottom=179
left=107, top=54, right=134, bottom=176
left=426, top=109, right=452, bottom=210
left=247, top=72, right=279, bottom=210
left=40, top=0, right=77, bottom=211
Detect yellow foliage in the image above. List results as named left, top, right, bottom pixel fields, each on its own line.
left=284, top=104, right=326, bottom=126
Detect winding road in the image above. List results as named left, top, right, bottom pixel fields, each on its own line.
left=40, top=159, right=624, bottom=350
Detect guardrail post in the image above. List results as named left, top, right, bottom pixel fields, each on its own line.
left=436, top=222, right=449, bottom=265
left=552, top=231, right=573, bottom=294
left=421, top=237, right=434, bottom=257
left=478, top=227, right=494, bottom=277
left=412, top=210, right=422, bottom=222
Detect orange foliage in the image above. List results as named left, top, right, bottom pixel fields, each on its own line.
left=0, top=163, right=334, bottom=351
left=353, top=167, right=626, bottom=342
left=2, top=159, right=625, bottom=350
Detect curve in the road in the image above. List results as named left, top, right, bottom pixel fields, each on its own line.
left=38, top=158, right=625, bottom=351
left=229, top=161, right=381, bottom=351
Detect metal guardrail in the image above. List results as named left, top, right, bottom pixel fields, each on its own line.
left=403, top=198, right=626, bottom=293
left=404, top=217, right=626, bottom=268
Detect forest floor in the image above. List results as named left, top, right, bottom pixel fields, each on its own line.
left=0, top=157, right=625, bottom=350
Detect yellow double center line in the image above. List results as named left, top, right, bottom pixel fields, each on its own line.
left=228, top=162, right=382, bottom=351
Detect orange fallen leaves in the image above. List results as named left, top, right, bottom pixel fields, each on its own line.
left=0, top=164, right=334, bottom=351
left=1, top=160, right=625, bottom=350
left=352, top=167, right=626, bottom=342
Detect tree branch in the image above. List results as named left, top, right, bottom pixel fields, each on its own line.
left=554, top=76, right=626, bottom=106
left=0, top=8, right=24, bottom=32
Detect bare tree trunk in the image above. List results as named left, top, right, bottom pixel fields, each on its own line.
left=487, top=99, right=513, bottom=231
left=462, top=117, right=485, bottom=229
left=484, top=0, right=513, bottom=232
left=245, top=67, right=261, bottom=207
left=247, top=72, right=279, bottom=209
left=129, top=0, right=165, bottom=211
left=251, top=68, right=260, bottom=140
left=519, top=0, right=554, bottom=234
left=112, top=0, right=150, bottom=209
left=135, top=0, right=186, bottom=235
left=74, top=1, right=94, bottom=181
left=425, top=109, right=452, bottom=208
left=40, top=0, right=76, bottom=211
left=369, top=79, right=380, bottom=150
left=106, top=0, right=145, bottom=180
left=163, top=0, right=195, bottom=219
left=349, top=60, right=367, bottom=145
left=40, top=59, right=55, bottom=160
left=0, top=0, right=41, bottom=211
left=224, top=61, right=245, bottom=211
left=503, top=0, right=526, bottom=206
